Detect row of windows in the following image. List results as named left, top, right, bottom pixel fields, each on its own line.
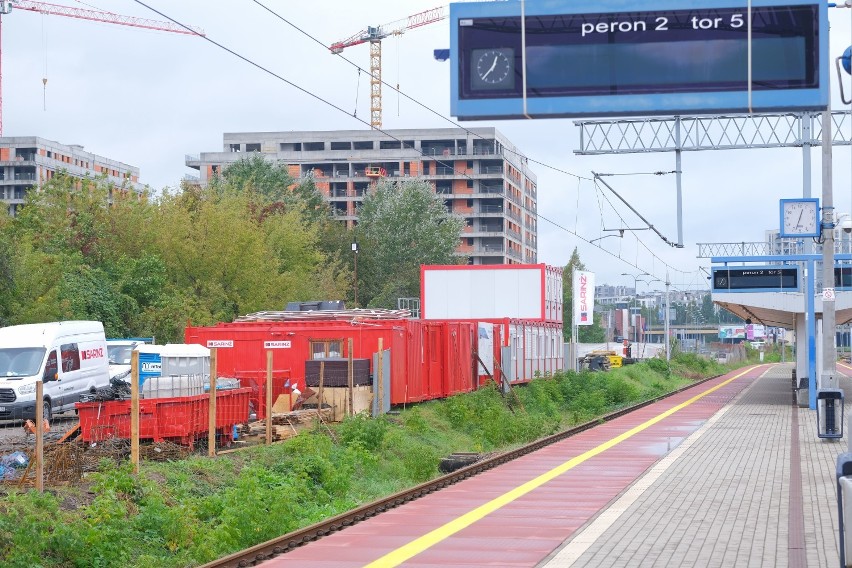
left=226, top=139, right=505, bottom=155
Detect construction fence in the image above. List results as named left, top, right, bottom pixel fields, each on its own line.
left=0, top=347, right=379, bottom=489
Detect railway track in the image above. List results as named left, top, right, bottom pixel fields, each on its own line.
left=201, top=372, right=728, bottom=568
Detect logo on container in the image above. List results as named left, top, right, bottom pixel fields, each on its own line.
left=206, top=340, right=234, bottom=348
left=579, top=274, right=588, bottom=323
left=264, top=341, right=292, bottom=349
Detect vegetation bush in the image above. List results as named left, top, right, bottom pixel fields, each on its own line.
left=0, top=356, right=735, bottom=567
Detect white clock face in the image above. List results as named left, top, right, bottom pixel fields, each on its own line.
left=782, top=201, right=818, bottom=235
left=470, top=48, right=515, bottom=90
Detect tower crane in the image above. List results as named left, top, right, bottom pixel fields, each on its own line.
left=0, top=0, right=205, bottom=136
left=330, top=5, right=446, bottom=129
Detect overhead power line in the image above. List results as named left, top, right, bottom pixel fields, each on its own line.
left=133, top=0, right=701, bottom=279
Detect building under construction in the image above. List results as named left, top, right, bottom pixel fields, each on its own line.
left=0, top=136, right=143, bottom=216
left=185, top=127, right=538, bottom=266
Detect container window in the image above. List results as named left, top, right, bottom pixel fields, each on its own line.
left=310, top=339, right=343, bottom=359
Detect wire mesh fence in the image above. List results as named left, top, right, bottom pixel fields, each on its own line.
left=0, top=347, right=357, bottom=489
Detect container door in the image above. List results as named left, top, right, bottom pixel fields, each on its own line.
left=429, top=326, right=443, bottom=399
left=477, top=323, right=494, bottom=383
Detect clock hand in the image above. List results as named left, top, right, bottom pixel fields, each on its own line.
left=481, top=55, right=499, bottom=80
left=796, top=209, right=803, bottom=228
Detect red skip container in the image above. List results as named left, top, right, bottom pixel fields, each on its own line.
left=75, top=387, right=251, bottom=448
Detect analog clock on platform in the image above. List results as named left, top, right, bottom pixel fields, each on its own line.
left=780, top=198, right=821, bottom=238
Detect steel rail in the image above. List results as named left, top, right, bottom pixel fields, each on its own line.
left=201, top=370, right=736, bottom=568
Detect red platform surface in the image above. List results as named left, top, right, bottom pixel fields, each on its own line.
left=257, top=365, right=766, bottom=567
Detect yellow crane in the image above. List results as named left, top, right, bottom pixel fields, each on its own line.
left=330, top=5, right=446, bottom=129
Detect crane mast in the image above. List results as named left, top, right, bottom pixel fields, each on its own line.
left=0, top=0, right=204, bottom=135
left=330, top=5, right=446, bottom=129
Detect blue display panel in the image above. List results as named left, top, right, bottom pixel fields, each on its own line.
left=712, top=266, right=799, bottom=292
left=450, top=0, right=828, bottom=119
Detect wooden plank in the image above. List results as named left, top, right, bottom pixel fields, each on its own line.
left=55, top=423, right=80, bottom=444
left=318, top=360, right=325, bottom=418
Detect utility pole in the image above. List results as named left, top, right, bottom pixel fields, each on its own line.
left=665, top=272, right=671, bottom=362
left=352, top=240, right=359, bottom=307
left=821, top=103, right=837, bottom=389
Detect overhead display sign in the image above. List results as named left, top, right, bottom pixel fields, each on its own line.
left=712, top=266, right=799, bottom=292
left=450, top=0, right=827, bottom=119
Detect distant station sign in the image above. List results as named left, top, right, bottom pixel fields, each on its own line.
left=450, top=0, right=827, bottom=119
left=712, top=266, right=799, bottom=292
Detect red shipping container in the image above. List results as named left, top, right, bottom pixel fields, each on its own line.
left=185, top=319, right=476, bottom=406
left=75, top=388, right=251, bottom=447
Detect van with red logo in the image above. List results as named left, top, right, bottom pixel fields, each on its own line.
left=0, top=321, right=110, bottom=421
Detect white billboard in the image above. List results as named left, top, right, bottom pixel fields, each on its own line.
left=422, top=265, right=549, bottom=320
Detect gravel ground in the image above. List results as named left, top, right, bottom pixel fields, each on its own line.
left=0, top=412, right=80, bottom=453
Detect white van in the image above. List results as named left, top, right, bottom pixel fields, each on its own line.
left=0, top=321, right=110, bottom=421
left=107, top=338, right=151, bottom=382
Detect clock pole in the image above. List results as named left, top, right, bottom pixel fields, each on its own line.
left=820, top=104, right=837, bottom=394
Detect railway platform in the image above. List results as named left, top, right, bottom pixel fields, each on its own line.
left=257, top=363, right=850, bottom=567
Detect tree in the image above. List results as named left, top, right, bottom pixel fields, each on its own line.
left=217, top=155, right=329, bottom=223
left=562, top=247, right=606, bottom=342
left=356, top=179, right=465, bottom=308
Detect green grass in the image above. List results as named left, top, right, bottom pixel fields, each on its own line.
left=0, top=352, right=742, bottom=567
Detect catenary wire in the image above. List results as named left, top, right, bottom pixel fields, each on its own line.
left=133, top=0, right=702, bottom=279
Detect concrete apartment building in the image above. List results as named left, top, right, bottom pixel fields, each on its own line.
left=185, top=127, right=538, bottom=265
left=0, top=136, right=143, bottom=216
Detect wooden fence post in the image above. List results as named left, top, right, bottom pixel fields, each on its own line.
left=266, top=350, right=273, bottom=445
left=35, top=380, right=44, bottom=491
left=347, top=338, right=354, bottom=417
left=208, top=348, right=217, bottom=457
left=377, top=338, right=384, bottom=417
left=130, top=351, right=140, bottom=473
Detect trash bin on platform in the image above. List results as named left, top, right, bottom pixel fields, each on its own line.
left=796, top=376, right=809, bottom=408
left=836, top=453, right=852, bottom=567
left=817, top=389, right=844, bottom=439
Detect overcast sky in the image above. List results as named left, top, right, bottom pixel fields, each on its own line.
left=5, top=1, right=852, bottom=293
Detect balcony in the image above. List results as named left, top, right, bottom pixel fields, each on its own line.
left=471, top=144, right=499, bottom=156
left=479, top=185, right=503, bottom=195
left=476, top=243, right=504, bottom=254
left=478, top=205, right=504, bottom=217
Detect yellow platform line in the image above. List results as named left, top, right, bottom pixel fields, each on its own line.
left=365, top=365, right=764, bottom=568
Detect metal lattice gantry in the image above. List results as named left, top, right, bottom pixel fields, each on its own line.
left=697, top=242, right=783, bottom=258
left=575, top=110, right=852, bottom=155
